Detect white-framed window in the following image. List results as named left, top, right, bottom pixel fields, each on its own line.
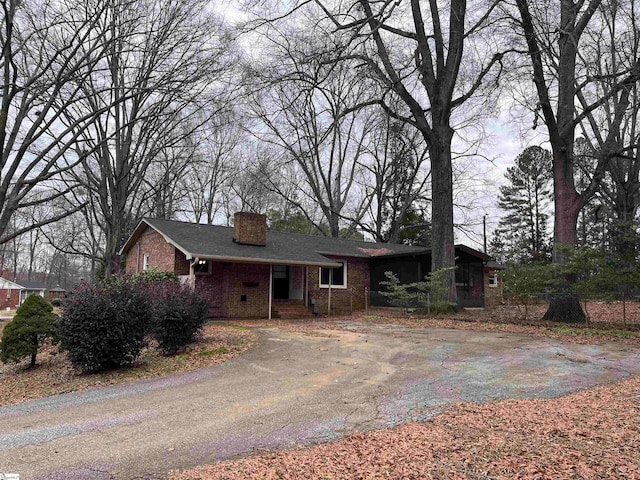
left=488, top=272, right=498, bottom=288
left=319, top=261, right=347, bottom=288
left=143, top=254, right=150, bottom=270
left=194, top=259, right=212, bottom=275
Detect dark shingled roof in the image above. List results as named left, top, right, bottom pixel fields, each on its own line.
left=17, top=281, right=47, bottom=290
left=121, top=218, right=431, bottom=266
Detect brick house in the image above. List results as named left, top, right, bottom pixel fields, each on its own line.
left=483, top=261, right=505, bottom=307
left=0, top=278, right=22, bottom=310
left=120, top=212, right=496, bottom=318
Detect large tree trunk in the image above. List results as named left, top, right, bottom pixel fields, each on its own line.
left=543, top=152, right=586, bottom=323
left=429, top=126, right=456, bottom=304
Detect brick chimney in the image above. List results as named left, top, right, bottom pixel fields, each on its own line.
left=233, top=212, right=267, bottom=246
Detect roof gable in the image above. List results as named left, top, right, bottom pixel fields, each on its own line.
left=0, top=278, right=24, bottom=290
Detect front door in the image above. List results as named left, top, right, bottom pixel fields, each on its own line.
left=273, top=265, right=289, bottom=299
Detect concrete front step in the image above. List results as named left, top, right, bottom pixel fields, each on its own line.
left=271, top=299, right=313, bottom=318
left=271, top=307, right=313, bottom=318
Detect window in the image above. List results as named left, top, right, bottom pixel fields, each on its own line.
left=319, top=261, right=347, bottom=288
left=488, top=272, right=498, bottom=288
left=143, top=254, right=150, bottom=271
left=194, top=259, right=211, bottom=274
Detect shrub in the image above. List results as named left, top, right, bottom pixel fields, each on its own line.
left=380, top=267, right=456, bottom=314
left=0, top=295, right=58, bottom=368
left=132, top=267, right=178, bottom=285
left=147, top=280, right=208, bottom=355
left=379, top=271, right=429, bottom=312
left=58, top=281, right=151, bottom=373
left=427, top=267, right=457, bottom=314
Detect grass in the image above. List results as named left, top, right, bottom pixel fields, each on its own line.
left=554, top=326, right=639, bottom=338
left=198, top=346, right=229, bottom=357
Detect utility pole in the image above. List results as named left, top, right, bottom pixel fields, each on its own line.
left=483, top=214, right=488, bottom=253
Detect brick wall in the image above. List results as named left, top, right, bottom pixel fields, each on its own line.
left=233, top=212, right=267, bottom=246
left=223, top=263, right=270, bottom=317
left=0, top=289, right=20, bottom=310
left=124, top=228, right=271, bottom=318
left=196, top=262, right=270, bottom=318
left=195, top=262, right=224, bottom=317
left=175, top=250, right=190, bottom=276
left=308, top=256, right=369, bottom=315
left=125, top=228, right=176, bottom=275
left=483, top=267, right=503, bottom=307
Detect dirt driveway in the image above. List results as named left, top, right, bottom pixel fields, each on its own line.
left=1, top=321, right=639, bottom=479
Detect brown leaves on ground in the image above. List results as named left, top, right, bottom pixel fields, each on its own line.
left=0, top=323, right=256, bottom=406
left=171, top=375, right=640, bottom=480
left=230, top=304, right=640, bottom=345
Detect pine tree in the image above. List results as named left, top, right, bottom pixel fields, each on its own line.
left=491, top=146, right=553, bottom=263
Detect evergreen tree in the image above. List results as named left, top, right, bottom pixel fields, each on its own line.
left=0, top=295, right=58, bottom=368
left=396, top=207, right=431, bottom=247
left=491, top=146, right=553, bottom=263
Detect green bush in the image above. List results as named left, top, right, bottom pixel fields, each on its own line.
left=58, top=282, right=151, bottom=373
left=428, top=267, right=457, bottom=314
left=0, top=295, right=58, bottom=368
left=146, top=280, right=208, bottom=355
left=380, top=267, right=456, bottom=314
left=132, top=267, right=178, bottom=284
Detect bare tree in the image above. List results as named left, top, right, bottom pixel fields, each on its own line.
left=248, top=43, right=375, bottom=237
left=514, top=0, right=640, bottom=321
left=0, top=0, right=116, bottom=244
left=359, top=114, right=430, bottom=243
left=39, top=198, right=105, bottom=280
left=60, top=0, right=234, bottom=275
left=254, top=0, right=514, bottom=300
left=183, top=115, right=242, bottom=224
left=575, top=0, right=640, bottom=260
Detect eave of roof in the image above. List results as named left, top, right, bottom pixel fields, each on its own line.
left=120, top=218, right=493, bottom=266
left=189, top=253, right=341, bottom=268
left=16, top=281, right=47, bottom=289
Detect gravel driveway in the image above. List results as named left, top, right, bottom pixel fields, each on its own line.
left=1, top=321, right=639, bottom=479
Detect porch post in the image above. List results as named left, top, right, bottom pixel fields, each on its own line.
left=189, top=258, right=196, bottom=290
left=268, top=264, right=273, bottom=320
left=304, top=266, right=308, bottom=306
left=328, top=269, right=332, bottom=316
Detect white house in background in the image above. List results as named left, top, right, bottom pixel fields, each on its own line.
left=16, top=281, right=46, bottom=305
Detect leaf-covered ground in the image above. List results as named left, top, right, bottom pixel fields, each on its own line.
left=168, top=307, right=640, bottom=479
left=172, top=374, right=640, bottom=480
left=232, top=304, right=640, bottom=345
left=0, top=322, right=256, bottom=406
